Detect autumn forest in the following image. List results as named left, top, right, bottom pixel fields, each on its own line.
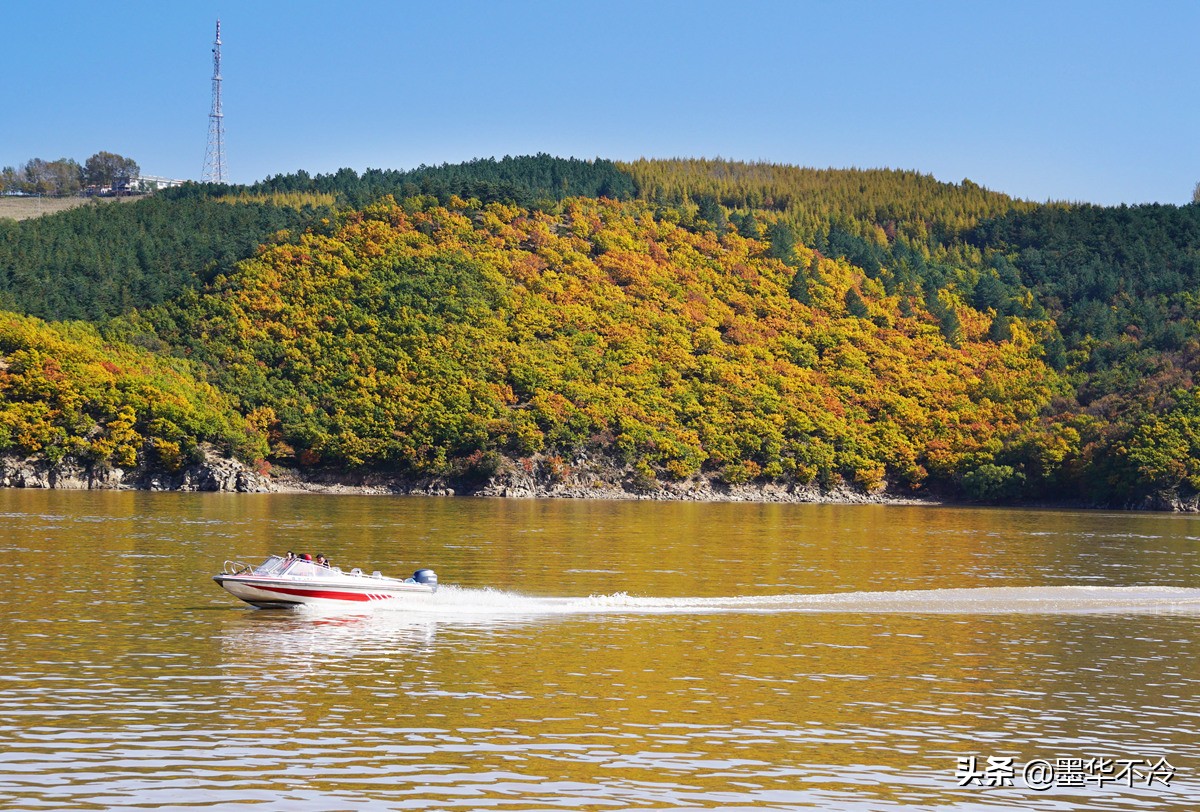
left=1, top=155, right=1198, bottom=507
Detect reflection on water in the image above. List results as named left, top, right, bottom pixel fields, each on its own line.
left=0, top=490, right=1197, bottom=810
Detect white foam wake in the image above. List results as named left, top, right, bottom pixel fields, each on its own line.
left=365, top=584, right=1200, bottom=618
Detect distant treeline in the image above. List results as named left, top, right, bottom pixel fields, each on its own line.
left=2, top=152, right=142, bottom=197
left=619, top=157, right=1035, bottom=246
left=163, top=153, right=636, bottom=210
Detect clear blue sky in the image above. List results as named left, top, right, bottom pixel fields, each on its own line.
left=3, top=1, right=1196, bottom=205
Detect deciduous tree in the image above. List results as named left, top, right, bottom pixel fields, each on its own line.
left=83, top=151, right=140, bottom=192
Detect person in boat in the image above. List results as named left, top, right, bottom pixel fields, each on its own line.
left=285, top=550, right=295, bottom=560
left=315, top=553, right=329, bottom=567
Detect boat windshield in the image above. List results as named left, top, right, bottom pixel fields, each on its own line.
left=284, top=559, right=328, bottom=577
left=253, top=556, right=337, bottom=578
left=253, top=555, right=288, bottom=575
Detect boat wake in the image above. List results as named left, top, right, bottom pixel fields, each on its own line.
left=340, top=584, right=1200, bottom=619
left=228, top=585, right=1200, bottom=663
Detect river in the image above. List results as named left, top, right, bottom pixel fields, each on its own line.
left=0, top=490, right=1197, bottom=810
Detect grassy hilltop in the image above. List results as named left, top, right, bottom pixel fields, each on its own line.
left=0, top=194, right=135, bottom=222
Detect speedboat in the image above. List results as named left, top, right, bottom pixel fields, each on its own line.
left=213, top=554, right=439, bottom=608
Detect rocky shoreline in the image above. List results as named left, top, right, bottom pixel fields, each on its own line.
left=3, top=450, right=1198, bottom=511
left=0, top=450, right=929, bottom=506
left=0, top=451, right=273, bottom=494
left=268, top=469, right=930, bottom=505
left=263, top=453, right=935, bottom=506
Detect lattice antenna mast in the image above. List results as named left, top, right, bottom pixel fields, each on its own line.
left=201, top=19, right=227, bottom=183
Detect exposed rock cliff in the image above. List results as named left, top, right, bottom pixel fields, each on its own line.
left=0, top=447, right=271, bottom=493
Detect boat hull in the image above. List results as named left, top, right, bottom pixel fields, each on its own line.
left=213, top=574, right=436, bottom=609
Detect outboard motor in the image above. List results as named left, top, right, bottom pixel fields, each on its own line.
left=413, top=568, right=438, bottom=590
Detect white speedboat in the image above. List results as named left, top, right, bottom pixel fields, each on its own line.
left=213, top=554, right=439, bottom=608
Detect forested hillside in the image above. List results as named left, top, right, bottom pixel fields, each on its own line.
left=111, top=196, right=1064, bottom=498
left=620, top=158, right=1034, bottom=244
left=0, top=193, right=333, bottom=320
left=0, top=312, right=259, bottom=472
left=1, top=155, right=1198, bottom=507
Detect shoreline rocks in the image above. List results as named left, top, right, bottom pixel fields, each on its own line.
left=0, top=449, right=272, bottom=494
left=0, top=450, right=928, bottom=505
left=4, top=449, right=1198, bottom=512
left=264, top=454, right=934, bottom=506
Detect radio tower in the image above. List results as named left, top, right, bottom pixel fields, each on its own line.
left=201, top=19, right=227, bottom=183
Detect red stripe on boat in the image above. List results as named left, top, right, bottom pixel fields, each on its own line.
left=253, top=584, right=394, bottom=602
